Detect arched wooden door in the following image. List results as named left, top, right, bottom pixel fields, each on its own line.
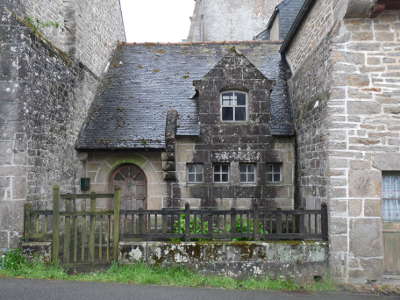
left=111, top=164, right=147, bottom=210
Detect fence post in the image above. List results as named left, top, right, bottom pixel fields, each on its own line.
left=230, top=208, right=236, bottom=239
left=299, top=205, right=305, bottom=235
left=23, top=203, right=33, bottom=242
left=321, top=203, right=329, bottom=241
left=253, top=203, right=259, bottom=240
left=138, top=208, right=144, bottom=235
left=276, top=208, right=282, bottom=234
left=113, top=188, right=121, bottom=261
left=89, top=192, right=96, bottom=263
left=52, top=185, right=60, bottom=264
left=184, top=203, right=190, bottom=241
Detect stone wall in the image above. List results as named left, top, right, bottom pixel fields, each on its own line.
left=19, top=0, right=125, bottom=76
left=175, top=137, right=295, bottom=209
left=287, top=35, right=331, bottom=211
left=0, top=9, right=97, bottom=249
left=187, top=0, right=283, bottom=42
left=326, top=9, right=400, bottom=282
left=120, top=241, right=328, bottom=282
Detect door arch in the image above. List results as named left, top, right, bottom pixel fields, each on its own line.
left=111, top=164, right=147, bottom=210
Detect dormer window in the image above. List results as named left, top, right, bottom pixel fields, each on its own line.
left=221, top=91, right=247, bottom=121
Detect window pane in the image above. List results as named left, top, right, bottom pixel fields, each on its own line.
left=222, top=174, right=229, bottom=182
left=222, top=164, right=229, bottom=173
left=239, top=164, right=247, bottom=173
left=248, top=174, right=255, bottom=182
left=196, top=174, right=203, bottom=182
left=214, top=164, right=220, bottom=173
left=222, top=92, right=233, bottom=98
left=235, top=107, right=246, bottom=121
left=240, top=174, right=247, bottom=182
left=274, top=164, right=281, bottom=172
left=274, top=174, right=281, bottom=182
left=222, top=107, right=234, bottom=121
left=267, top=174, right=273, bottom=182
left=236, top=93, right=246, bottom=106
left=188, top=174, right=195, bottom=182
left=214, top=174, right=220, bottom=182
left=248, top=165, right=255, bottom=173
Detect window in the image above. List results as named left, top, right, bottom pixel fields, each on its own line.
left=214, top=163, right=230, bottom=183
left=266, top=163, right=282, bottom=183
left=187, top=164, right=204, bottom=183
left=383, top=172, right=400, bottom=221
left=221, top=91, right=247, bottom=121
left=240, top=163, right=256, bottom=183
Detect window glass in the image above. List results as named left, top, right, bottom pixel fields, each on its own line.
left=240, top=163, right=256, bottom=183
left=214, top=163, right=230, bottom=183
left=383, top=172, right=400, bottom=221
left=187, top=164, right=204, bottom=183
left=222, top=107, right=234, bottom=121
left=221, top=91, right=247, bottom=121
left=266, top=163, right=282, bottom=183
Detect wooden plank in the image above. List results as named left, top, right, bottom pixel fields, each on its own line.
left=52, top=185, right=60, bottom=264
left=321, top=203, right=329, bottom=241
left=61, top=193, right=114, bottom=199
left=113, top=188, right=121, bottom=261
left=184, top=203, right=190, bottom=241
left=89, top=192, right=96, bottom=263
left=23, top=203, right=33, bottom=241
left=64, top=200, right=72, bottom=264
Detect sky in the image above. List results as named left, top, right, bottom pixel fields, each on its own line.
left=120, top=0, right=196, bottom=43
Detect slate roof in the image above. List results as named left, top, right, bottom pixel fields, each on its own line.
left=77, top=41, right=294, bottom=150
left=255, top=0, right=305, bottom=41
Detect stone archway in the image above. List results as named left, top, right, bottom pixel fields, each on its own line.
left=111, top=164, right=147, bottom=210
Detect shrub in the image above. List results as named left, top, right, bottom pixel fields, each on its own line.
left=3, top=249, right=27, bottom=271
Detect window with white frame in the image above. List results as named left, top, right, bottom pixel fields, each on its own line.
left=187, top=164, right=204, bottom=183
left=214, top=163, right=230, bottom=183
left=221, top=91, right=247, bottom=121
left=266, top=163, right=282, bottom=183
left=240, top=163, right=256, bottom=183
left=382, top=172, right=400, bottom=221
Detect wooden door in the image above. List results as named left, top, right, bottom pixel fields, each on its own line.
left=111, top=164, right=147, bottom=210
left=382, top=172, right=400, bottom=274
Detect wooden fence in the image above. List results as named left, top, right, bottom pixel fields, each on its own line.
left=120, top=203, right=328, bottom=242
left=24, top=186, right=121, bottom=265
left=24, top=185, right=328, bottom=265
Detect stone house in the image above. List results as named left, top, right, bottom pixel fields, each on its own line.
left=252, top=0, right=400, bottom=283
left=76, top=42, right=296, bottom=212
left=2, top=0, right=400, bottom=284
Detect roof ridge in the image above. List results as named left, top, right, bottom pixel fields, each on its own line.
left=118, top=40, right=283, bottom=47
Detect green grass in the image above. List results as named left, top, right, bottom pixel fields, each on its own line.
left=0, top=250, right=336, bottom=292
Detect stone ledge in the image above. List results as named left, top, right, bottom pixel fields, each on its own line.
left=119, top=241, right=328, bottom=282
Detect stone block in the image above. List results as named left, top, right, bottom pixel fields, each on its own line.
left=349, top=170, right=381, bottom=198
left=349, top=199, right=362, bottom=217
left=0, top=141, right=12, bottom=165
left=0, top=230, right=8, bottom=248
left=12, top=176, right=27, bottom=200
left=350, top=218, right=383, bottom=257
left=364, top=199, right=381, bottom=217
left=329, top=235, right=348, bottom=252
left=0, top=201, right=24, bottom=232
left=347, top=101, right=381, bottom=114
left=330, top=217, right=347, bottom=235
left=350, top=160, right=371, bottom=170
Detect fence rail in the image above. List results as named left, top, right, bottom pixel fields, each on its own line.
left=120, top=203, right=328, bottom=241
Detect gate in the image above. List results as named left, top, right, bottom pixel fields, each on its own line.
left=24, top=186, right=121, bottom=266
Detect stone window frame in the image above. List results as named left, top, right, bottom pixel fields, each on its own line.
left=239, top=163, right=257, bottom=184
left=186, top=163, right=204, bottom=184
left=213, top=163, right=230, bottom=183
left=220, top=91, right=248, bottom=122
left=266, top=163, right=282, bottom=184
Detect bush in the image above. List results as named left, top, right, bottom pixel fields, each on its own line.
left=3, top=249, right=27, bottom=271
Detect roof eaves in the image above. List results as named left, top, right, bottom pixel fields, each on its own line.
left=280, top=0, right=316, bottom=54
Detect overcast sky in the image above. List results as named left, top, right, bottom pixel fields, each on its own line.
left=120, top=0, right=196, bottom=43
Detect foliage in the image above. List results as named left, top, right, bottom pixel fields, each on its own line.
left=24, top=17, right=60, bottom=33
left=0, top=258, right=337, bottom=292
left=2, top=249, right=27, bottom=271
left=172, top=214, right=268, bottom=241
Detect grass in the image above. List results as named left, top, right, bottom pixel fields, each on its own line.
left=0, top=250, right=336, bottom=292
